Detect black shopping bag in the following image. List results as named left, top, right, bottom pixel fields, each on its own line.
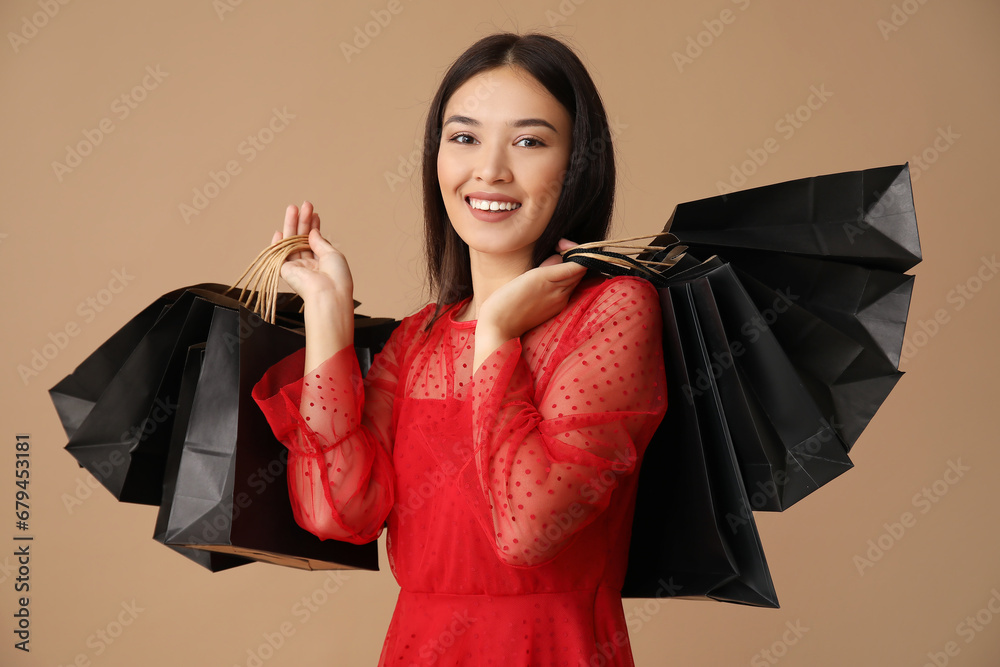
left=621, top=275, right=778, bottom=607
left=716, top=252, right=910, bottom=449
left=153, top=342, right=253, bottom=572
left=654, top=164, right=918, bottom=475
left=159, top=288, right=389, bottom=570
left=55, top=283, right=245, bottom=505
left=566, top=163, right=921, bottom=604
left=697, top=262, right=855, bottom=511
left=49, top=292, right=173, bottom=441
left=667, top=163, right=921, bottom=271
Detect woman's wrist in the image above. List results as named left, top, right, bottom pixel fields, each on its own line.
left=302, top=297, right=354, bottom=374
left=472, top=323, right=513, bottom=370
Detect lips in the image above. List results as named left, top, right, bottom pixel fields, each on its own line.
left=464, top=191, right=522, bottom=222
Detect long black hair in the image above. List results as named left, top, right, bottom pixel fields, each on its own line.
left=422, top=33, right=616, bottom=330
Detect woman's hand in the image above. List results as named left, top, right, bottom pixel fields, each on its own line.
left=271, top=201, right=354, bottom=309
left=473, top=239, right=587, bottom=369
left=271, top=201, right=355, bottom=371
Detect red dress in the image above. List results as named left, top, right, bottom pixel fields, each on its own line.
left=252, top=275, right=667, bottom=666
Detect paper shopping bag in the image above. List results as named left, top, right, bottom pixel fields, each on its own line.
left=159, top=289, right=384, bottom=570
left=622, top=278, right=778, bottom=607
left=153, top=342, right=253, bottom=572
left=56, top=283, right=251, bottom=505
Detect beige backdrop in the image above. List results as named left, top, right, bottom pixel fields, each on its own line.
left=2, top=0, right=998, bottom=665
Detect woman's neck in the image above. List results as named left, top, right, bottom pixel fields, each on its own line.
left=454, top=248, right=532, bottom=322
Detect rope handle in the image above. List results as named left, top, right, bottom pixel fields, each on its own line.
left=560, top=233, right=688, bottom=285
left=225, top=231, right=684, bottom=323
left=224, top=234, right=311, bottom=324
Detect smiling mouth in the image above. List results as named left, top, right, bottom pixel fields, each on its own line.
left=466, top=196, right=522, bottom=212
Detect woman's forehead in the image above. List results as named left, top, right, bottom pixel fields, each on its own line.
left=442, top=67, right=570, bottom=128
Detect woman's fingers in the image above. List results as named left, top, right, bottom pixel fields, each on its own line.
left=281, top=201, right=318, bottom=261
left=282, top=204, right=298, bottom=240
left=539, top=238, right=581, bottom=269
left=307, top=226, right=333, bottom=255
left=297, top=201, right=312, bottom=236
left=543, top=259, right=587, bottom=287
left=538, top=254, right=561, bottom=268
left=539, top=255, right=587, bottom=282
left=291, top=201, right=311, bottom=260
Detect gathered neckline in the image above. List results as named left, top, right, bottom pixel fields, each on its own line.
left=446, top=297, right=477, bottom=329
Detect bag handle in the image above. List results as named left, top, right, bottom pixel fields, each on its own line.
left=228, top=232, right=685, bottom=323
left=560, top=233, right=688, bottom=287
left=225, top=234, right=311, bottom=324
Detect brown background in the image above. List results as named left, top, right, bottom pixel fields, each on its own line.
left=2, top=0, right=999, bottom=665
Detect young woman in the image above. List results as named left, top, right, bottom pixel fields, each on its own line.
left=252, top=33, right=668, bottom=666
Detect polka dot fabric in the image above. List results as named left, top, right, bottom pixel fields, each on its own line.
left=252, top=275, right=667, bottom=666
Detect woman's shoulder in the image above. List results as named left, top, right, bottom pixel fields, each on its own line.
left=569, top=273, right=659, bottom=316
left=404, top=301, right=440, bottom=324
left=390, top=301, right=439, bottom=338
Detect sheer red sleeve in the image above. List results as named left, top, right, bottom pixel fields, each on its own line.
left=458, top=277, right=667, bottom=566
left=251, top=314, right=419, bottom=544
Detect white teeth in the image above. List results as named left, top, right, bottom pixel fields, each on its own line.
left=468, top=197, right=521, bottom=211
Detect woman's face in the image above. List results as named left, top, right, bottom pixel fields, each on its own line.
left=437, top=66, right=573, bottom=271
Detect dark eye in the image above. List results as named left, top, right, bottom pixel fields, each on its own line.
left=515, top=137, right=544, bottom=148
left=450, top=133, right=476, bottom=145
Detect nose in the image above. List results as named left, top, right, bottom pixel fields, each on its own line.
left=474, top=142, right=512, bottom=184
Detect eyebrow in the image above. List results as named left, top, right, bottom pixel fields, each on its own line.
left=442, top=115, right=559, bottom=133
